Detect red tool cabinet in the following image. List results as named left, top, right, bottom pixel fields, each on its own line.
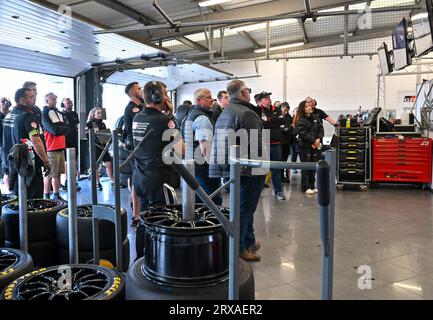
left=372, top=137, right=433, bottom=183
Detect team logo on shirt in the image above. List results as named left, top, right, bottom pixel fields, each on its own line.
left=132, top=107, right=140, bottom=113
left=31, top=122, right=38, bottom=128
left=167, top=120, right=175, bottom=129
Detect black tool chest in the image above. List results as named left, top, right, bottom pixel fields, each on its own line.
left=337, top=127, right=370, bottom=186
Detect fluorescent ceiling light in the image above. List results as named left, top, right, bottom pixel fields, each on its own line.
left=199, top=0, right=232, bottom=7
left=231, top=18, right=298, bottom=33
left=255, top=42, right=305, bottom=53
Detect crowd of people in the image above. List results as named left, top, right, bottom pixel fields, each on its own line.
left=0, top=78, right=337, bottom=263
left=0, top=82, right=80, bottom=201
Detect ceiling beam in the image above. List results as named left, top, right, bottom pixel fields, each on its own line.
left=298, top=18, right=309, bottom=43
left=238, top=31, right=261, bottom=49
left=177, top=36, right=210, bottom=52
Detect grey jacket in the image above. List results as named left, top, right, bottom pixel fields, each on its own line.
left=209, top=98, right=268, bottom=178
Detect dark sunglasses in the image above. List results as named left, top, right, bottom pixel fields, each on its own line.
left=243, top=88, right=252, bottom=93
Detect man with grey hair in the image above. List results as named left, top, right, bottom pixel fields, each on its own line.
left=209, top=79, right=266, bottom=262
left=42, top=92, right=69, bottom=200
left=182, top=88, right=222, bottom=205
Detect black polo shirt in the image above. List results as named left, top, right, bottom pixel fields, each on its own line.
left=61, top=110, right=80, bottom=148
left=312, top=108, right=328, bottom=123
left=122, top=101, right=143, bottom=146
left=12, top=105, right=45, bottom=168
left=132, top=108, right=179, bottom=174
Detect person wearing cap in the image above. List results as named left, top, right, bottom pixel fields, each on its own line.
left=182, top=88, right=222, bottom=206
left=256, top=91, right=286, bottom=201
left=210, top=79, right=267, bottom=262
left=60, top=97, right=81, bottom=192
left=305, top=97, right=338, bottom=127
left=42, top=92, right=69, bottom=201
left=123, top=82, right=143, bottom=227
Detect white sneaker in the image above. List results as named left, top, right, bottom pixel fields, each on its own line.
left=305, top=189, right=315, bottom=195
left=313, top=189, right=318, bottom=193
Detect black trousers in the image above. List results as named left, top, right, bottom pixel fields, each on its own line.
left=299, top=146, right=320, bottom=192
left=280, top=142, right=291, bottom=179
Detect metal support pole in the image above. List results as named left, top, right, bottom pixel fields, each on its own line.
left=229, top=145, right=241, bottom=300
left=112, top=130, right=123, bottom=272
left=89, top=129, right=97, bottom=205
left=67, top=148, right=78, bottom=264
left=323, top=149, right=336, bottom=300
left=18, top=175, right=28, bottom=252
left=182, top=159, right=195, bottom=221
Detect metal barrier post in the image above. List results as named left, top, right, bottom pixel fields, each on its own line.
left=182, top=160, right=195, bottom=221
left=229, top=146, right=241, bottom=300
left=89, top=129, right=97, bottom=205
left=112, top=129, right=123, bottom=271
left=18, top=175, right=28, bottom=252
left=67, top=148, right=78, bottom=264
left=323, top=149, right=336, bottom=300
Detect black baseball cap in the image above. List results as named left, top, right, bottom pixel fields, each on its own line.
left=125, top=82, right=138, bottom=95
left=254, top=91, right=272, bottom=102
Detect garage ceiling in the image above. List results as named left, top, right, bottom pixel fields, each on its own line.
left=33, top=0, right=415, bottom=62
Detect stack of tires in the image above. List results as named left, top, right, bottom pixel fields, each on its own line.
left=0, top=248, right=33, bottom=293
left=1, top=195, right=18, bottom=247
left=2, top=199, right=67, bottom=267
left=56, top=204, right=130, bottom=272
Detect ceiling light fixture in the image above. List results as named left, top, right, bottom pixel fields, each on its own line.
left=255, top=42, right=305, bottom=53
left=198, top=0, right=232, bottom=7
left=231, top=18, right=298, bottom=33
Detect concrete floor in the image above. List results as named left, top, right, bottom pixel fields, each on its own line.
left=25, top=171, right=433, bottom=300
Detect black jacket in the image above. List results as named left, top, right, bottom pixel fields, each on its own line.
left=295, top=114, right=324, bottom=148
left=212, top=104, right=223, bottom=123
left=280, top=113, right=293, bottom=145
left=42, top=106, right=69, bottom=136
left=209, top=98, right=267, bottom=178
left=260, top=106, right=285, bottom=143
left=174, top=104, right=192, bottom=127
left=61, top=109, right=80, bottom=148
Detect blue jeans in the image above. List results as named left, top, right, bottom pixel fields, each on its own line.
left=270, top=144, right=283, bottom=193
left=195, top=164, right=222, bottom=206
left=240, top=175, right=265, bottom=253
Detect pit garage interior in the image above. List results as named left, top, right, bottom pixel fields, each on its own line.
left=1, top=0, right=433, bottom=301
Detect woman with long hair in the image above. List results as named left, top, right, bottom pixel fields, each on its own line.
left=294, top=100, right=324, bottom=195
left=85, top=107, right=114, bottom=191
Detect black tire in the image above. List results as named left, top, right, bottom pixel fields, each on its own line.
left=1, top=264, right=125, bottom=300
left=2, top=199, right=67, bottom=243
left=0, top=219, right=4, bottom=247
left=1, top=194, right=17, bottom=218
left=56, top=204, right=127, bottom=251
left=58, top=238, right=130, bottom=272
left=5, top=238, right=59, bottom=268
left=126, top=258, right=254, bottom=300
left=0, top=248, right=34, bottom=292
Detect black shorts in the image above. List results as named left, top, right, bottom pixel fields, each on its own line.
left=132, top=170, right=169, bottom=211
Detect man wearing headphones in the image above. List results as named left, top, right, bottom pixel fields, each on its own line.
left=132, top=81, right=184, bottom=259
left=132, top=81, right=184, bottom=211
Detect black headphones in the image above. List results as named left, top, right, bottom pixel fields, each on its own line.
left=149, top=81, right=163, bottom=104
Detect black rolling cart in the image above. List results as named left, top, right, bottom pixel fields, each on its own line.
left=336, top=127, right=371, bottom=191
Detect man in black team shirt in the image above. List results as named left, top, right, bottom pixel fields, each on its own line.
left=0, top=97, right=11, bottom=187
left=132, top=80, right=184, bottom=258
left=9, top=88, right=51, bottom=198
left=123, top=82, right=143, bottom=227
left=22, top=81, right=42, bottom=126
